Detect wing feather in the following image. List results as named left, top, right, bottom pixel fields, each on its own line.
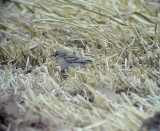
left=64, top=54, right=80, bottom=63
left=64, top=53, right=92, bottom=64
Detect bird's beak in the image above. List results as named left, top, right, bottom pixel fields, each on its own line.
left=52, top=53, right=56, bottom=57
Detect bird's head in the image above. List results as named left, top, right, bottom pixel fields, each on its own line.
left=52, top=50, right=67, bottom=59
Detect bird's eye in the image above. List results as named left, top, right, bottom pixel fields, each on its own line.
left=55, top=52, right=58, bottom=56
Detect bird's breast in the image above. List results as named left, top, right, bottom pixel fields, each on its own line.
left=58, top=58, right=69, bottom=70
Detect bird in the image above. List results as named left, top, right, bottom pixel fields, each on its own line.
left=52, top=50, right=92, bottom=70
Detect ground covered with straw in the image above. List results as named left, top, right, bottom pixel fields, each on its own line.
left=0, top=0, right=160, bottom=131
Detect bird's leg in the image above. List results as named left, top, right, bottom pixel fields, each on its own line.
left=61, top=69, right=68, bottom=79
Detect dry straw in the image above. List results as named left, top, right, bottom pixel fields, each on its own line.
left=0, top=0, right=160, bottom=130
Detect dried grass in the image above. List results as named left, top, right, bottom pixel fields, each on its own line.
left=0, top=0, right=160, bottom=130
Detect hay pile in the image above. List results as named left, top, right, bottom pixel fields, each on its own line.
left=0, top=0, right=160, bottom=130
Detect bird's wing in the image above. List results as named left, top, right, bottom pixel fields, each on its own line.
left=74, top=58, right=92, bottom=63
left=64, top=54, right=80, bottom=63
left=65, top=56, right=92, bottom=64
left=64, top=53, right=92, bottom=63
